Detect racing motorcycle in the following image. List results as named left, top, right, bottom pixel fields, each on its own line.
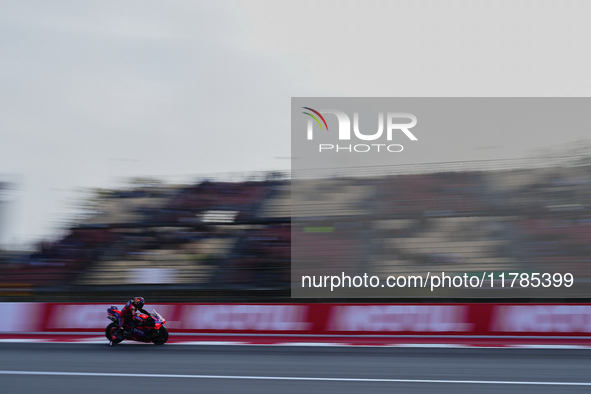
left=105, top=306, right=169, bottom=345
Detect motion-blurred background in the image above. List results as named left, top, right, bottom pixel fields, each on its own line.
left=4, top=3, right=591, bottom=394
left=2, top=1, right=591, bottom=303
left=3, top=153, right=591, bottom=300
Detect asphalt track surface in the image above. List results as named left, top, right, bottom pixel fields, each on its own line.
left=1, top=343, right=591, bottom=394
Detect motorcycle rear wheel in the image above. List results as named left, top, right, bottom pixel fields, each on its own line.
left=106, top=322, right=123, bottom=344
left=151, top=326, right=169, bottom=345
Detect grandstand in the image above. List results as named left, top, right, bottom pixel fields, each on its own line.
left=2, top=158, right=591, bottom=300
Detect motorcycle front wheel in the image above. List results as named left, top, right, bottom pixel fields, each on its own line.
left=151, top=326, right=169, bottom=345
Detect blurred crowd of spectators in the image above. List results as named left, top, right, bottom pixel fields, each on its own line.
left=1, top=228, right=116, bottom=286
left=2, top=164, right=591, bottom=289
left=375, top=171, right=490, bottom=215
left=150, top=180, right=273, bottom=223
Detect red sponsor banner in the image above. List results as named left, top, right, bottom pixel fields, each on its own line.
left=176, top=304, right=311, bottom=332
left=491, top=305, right=591, bottom=334
left=326, top=305, right=471, bottom=333
left=0, top=303, right=44, bottom=332
left=40, top=303, right=179, bottom=332
left=5, top=302, right=591, bottom=336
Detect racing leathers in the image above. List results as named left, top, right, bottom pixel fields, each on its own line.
left=117, top=299, right=150, bottom=338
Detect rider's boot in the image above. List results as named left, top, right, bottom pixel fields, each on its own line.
left=113, top=326, right=126, bottom=340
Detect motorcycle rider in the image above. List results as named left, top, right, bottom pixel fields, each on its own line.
left=112, top=296, right=150, bottom=342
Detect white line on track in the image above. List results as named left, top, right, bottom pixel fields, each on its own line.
left=8, top=332, right=591, bottom=339
left=0, top=339, right=50, bottom=343
left=0, top=371, right=590, bottom=386
left=394, top=344, right=471, bottom=348
left=1, top=339, right=590, bottom=349
left=273, top=342, right=347, bottom=347
left=169, top=341, right=248, bottom=346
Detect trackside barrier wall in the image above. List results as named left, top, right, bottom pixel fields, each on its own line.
left=2, top=303, right=591, bottom=336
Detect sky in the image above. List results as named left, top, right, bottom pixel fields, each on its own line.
left=1, top=0, right=591, bottom=248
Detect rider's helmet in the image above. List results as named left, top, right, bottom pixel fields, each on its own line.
left=133, top=296, right=145, bottom=309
